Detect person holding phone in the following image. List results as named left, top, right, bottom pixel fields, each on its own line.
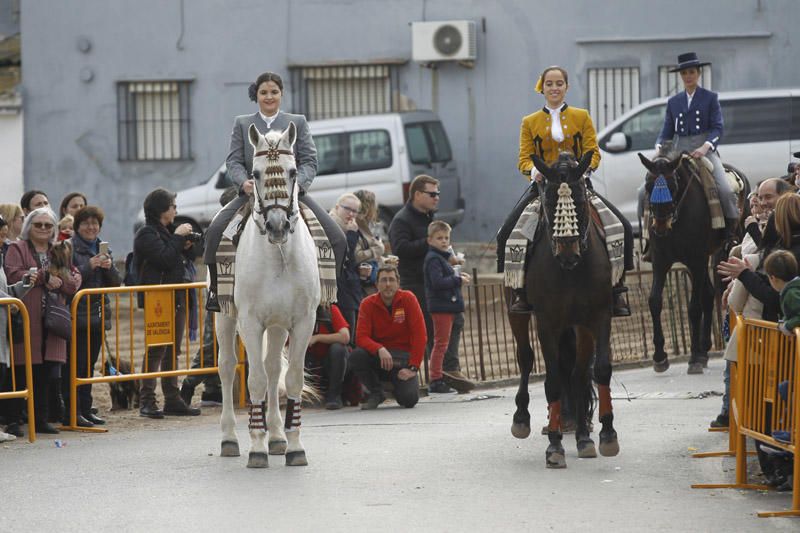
left=67, top=206, right=121, bottom=426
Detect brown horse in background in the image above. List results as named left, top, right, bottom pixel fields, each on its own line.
left=508, top=151, right=619, bottom=469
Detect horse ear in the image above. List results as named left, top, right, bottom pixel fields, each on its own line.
left=530, top=154, right=550, bottom=177
left=248, top=123, right=263, bottom=149
left=638, top=152, right=656, bottom=173
left=283, top=121, right=297, bottom=148
left=576, top=150, right=593, bottom=177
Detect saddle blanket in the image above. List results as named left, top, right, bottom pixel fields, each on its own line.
left=216, top=203, right=337, bottom=318
left=503, top=193, right=624, bottom=290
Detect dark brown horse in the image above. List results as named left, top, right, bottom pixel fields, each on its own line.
left=509, top=151, right=619, bottom=468
left=638, top=151, right=747, bottom=374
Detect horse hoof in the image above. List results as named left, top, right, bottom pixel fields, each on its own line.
left=653, top=358, right=670, bottom=373
left=268, top=439, right=287, bottom=455
left=511, top=423, right=531, bottom=439
left=687, top=363, right=704, bottom=375
left=577, top=438, right=597, bottom=458
left=285, top=450, right=308, bottom=466
left=220, top=440, right=240, bottom=457
left=599, top=432, right=620, bottom=457
left=246, top=452, right=269, bottom=468
left=546, top=448, right=567, bottom=469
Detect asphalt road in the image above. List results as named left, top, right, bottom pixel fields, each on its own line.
left=2, top=358, right=797, bottom=532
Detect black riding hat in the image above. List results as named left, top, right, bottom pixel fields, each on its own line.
left=669, top=52, right=711, bottom=72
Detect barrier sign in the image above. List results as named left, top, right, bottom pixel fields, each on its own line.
left=145, top=289, right=175, bottom=347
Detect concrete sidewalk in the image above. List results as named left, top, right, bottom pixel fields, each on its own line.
left=2, top=358, right=797, bottom=532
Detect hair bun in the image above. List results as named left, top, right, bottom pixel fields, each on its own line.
left=248, top=83, right=258, bottom=102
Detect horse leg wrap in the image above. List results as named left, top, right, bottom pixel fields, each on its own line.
left=248, top=401, right=267, bottom=431
left=547, top=401, right=562, bottom=432
left=598, top=384, right=612, bottom=418
left=284, top=397, right=301, bottom=433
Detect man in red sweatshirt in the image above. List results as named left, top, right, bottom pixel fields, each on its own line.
left=350, top=265, right=426, bottom=409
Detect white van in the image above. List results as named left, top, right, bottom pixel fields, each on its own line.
left=592, top=88, right=800, bottom=229
left=156, top=110, right=465, bottom=238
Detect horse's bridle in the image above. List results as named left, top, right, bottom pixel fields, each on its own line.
left=541, top=175, right=591, bottom=257
left=251, top=145, right=298, bottom=237
left=648, top=155, right=694, bottom=229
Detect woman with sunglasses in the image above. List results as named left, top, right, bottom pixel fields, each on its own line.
left=496, top=65, right=634, bottom=316
left=3, top=207, right=81, bottom=436
left=203, top=71, right=346, bottom=312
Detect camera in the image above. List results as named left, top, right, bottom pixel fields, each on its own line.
left=186, top=232, right=203, bottom=243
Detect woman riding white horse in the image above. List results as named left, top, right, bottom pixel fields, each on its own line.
left=204, top=71, right=345, bottom=311
left=216, top=122, right=320, bottom=468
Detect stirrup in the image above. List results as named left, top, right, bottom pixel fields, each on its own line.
left=205, top=290, right=221, bottom=312
left=612, top=290, right=631, bottom=318
left=510, top=289, right=533, bottom=314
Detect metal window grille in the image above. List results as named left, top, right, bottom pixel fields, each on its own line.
left=658, top=65, right=713, bottom=97
left=587, top=67, right=640, bottom=131
left=289, top=64, right=401, bottom=120
left=117, top=80, right=192, bottom=161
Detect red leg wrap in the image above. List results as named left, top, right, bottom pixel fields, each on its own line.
left=548, top=401, right=562, bottom=432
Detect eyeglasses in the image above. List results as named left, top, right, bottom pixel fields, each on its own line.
left=339, top=205, right=359, bottom=215
left=32, top=222, right=54, bottom=230
left=423, top=191, right=441, bottom=198
left=170, top=204, right=178, bottom=209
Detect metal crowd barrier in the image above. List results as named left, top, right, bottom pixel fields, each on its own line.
left=693, top=318, right=800, bottom=518
left=0, top=298, right=36, bottom=442
left=62, top=282, right=247, bottom=433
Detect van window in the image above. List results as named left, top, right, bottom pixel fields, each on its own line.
left=791, top=97, right=800, bottom=138
left=405, top=122, right=452, bottom=164
left=720, top=98, right=791, bottom=144
left=315, top=133, right=346, bottom=176
left=349, top=130, right=392, bottom=171
left=613, top=104, right=666, bottom=152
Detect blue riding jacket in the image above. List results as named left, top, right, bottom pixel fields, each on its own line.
left=656, top=86, right=723, bottom=150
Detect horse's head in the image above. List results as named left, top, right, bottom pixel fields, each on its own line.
left=531, top=150, right=593, bottom=270
left=248, top=122, right=299, bottom=244
left=638, top=151, right=683, bottom=237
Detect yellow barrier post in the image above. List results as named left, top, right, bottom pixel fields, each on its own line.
left=0, top=298, right=36, bottom=442
left=60, top=283, right=247, bottom=434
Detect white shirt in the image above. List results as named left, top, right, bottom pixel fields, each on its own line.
left=546, top=104, right=565, bottom=143
left=686, top=90, right=696, bottom=109
left=259, top=110, right=280, bottom=129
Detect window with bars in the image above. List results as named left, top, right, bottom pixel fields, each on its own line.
left=117, top=80, right=192, bottom=161
left=658, top=65, right=713, bottom=97
left=289, top=64, right=401, bottom=120
left=586, top=67, right=640, bottom=131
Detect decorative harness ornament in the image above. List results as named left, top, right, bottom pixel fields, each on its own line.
left=251, top=142, right=298, bottom=236
left=553, top=182, right=580, bottom=238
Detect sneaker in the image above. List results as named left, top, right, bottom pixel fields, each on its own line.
left=200, top=390, right=223, bottom=407
left=361, top=393, right=386, bottom=410
left=442, top=370, right=476, bottom=393
left=324, top=398, right=343, bottom=410
left=0, top=431, right=16, bottom=442
left=5, top=423, right=23, bottom=438
left=710, top=413, right=729, bottom=428
left=428, top=379, right=456, bottom=394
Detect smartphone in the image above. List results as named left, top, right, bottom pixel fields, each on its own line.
left=99, top=241, right=109, bottom=257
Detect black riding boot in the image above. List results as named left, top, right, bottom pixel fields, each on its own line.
left=205, top=264, right=221, bottom=313
left=723, top=217, right=739, bottom=255
left=612, top=279, right=631, bottom=317
left=510, top=288, right=533, bottom=314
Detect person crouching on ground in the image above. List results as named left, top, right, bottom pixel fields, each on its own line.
left=349, top=265, right=426, bottom=409
left=304, top=304, right=351, bottom=410
left=423, top=221, right=471, bottom=394
left=764, top=250, right=800, bottom=336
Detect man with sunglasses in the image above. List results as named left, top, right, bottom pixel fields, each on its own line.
left=389, top=175, right=475, bottom=392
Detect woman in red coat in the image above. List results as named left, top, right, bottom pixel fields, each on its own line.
left=3, top=207, right=80, bottom=436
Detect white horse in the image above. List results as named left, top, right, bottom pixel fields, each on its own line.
left=216, top=122, right=320, bottom=468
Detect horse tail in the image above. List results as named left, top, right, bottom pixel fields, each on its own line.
left=277, top=345, right=321, bottom=404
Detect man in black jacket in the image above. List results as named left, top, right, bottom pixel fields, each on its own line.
left=388, top=175, right=474, bottom=392
left=133, top=188, right=201, bottom=418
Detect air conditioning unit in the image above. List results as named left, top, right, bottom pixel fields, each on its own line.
left=411, top=20, right=477, bottom=62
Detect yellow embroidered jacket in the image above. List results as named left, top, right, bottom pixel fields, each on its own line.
left=518, top=103, right=601, bottom=178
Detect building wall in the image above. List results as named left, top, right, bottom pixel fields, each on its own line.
left=0, top=96, right=23, bottom=201
left=20, top=0, right=800, bottom=251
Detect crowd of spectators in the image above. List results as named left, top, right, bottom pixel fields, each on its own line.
left=715, top=156, right=800, bottom=492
